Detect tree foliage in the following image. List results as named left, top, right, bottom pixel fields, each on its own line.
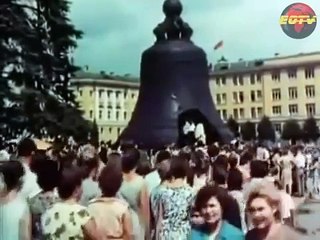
left=241, top=121, right=256, bottom=141
left=303, top=117, right=319, bottom=142
left=0, top=0, right=89, bottom=141
left=282, top=119, right=302, bottom=142
left=227, top=116, right=239, bottom=138
left=90, top=119, right=99, bottom=148
left=257, top=116, right=275, bottom=141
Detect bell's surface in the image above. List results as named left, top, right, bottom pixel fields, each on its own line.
left=118, top=0, right=233, bottom=149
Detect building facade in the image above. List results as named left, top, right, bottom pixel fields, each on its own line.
left=209, top=52, right=320, bottom=133
left=70, top=71, right=139, bottom=142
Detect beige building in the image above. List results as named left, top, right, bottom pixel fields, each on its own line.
left=70, top=71, right=139, bottom=142
left=209, top=52, right=320, bottom=133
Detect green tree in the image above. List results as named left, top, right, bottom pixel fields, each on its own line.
left=227, top=116, right=239, bottom=138
left=241, top=121, right=256, bottom=141
left=303, top=117, right=320, bottom=142
left=282, top=119, right=302, bottom=144
left=257, top=116, right=275, bottom=141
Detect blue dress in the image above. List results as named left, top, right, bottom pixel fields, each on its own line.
left=191, top=221, right=245, bottom=240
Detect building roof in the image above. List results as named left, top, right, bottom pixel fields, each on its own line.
left=71, top=71, right=140, bottom=89
left=211, top=51, right=320, bottom=76
left=73, top=70, right=139, bottom=82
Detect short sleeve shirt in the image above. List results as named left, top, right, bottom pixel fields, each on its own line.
left=41, top=202, right=91, bottom=240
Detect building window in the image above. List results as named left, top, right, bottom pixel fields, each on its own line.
left=272, top=89, right=281, bottom=101
left=131, top=93, right=135, bottom=99
left=89, top=110, right=93, bottom=119
left=100, top=127, right=104, bottom=134
left=238, top=75, right=244, bottom=85
left=99, top=110, right=102, bottom=119
left=250, top=74, right=255, bottom=85
left=233, top=109, right=239, bottom=119
left=239, top=108, right=244, bottom=119
left=233, top=92, right=238, bottom=103
left=221, top=77, right=226, bottom=85
left=306, top=103, right=316, bottom=116
left=239, top=91, right=244, bottom=103
left=221, top=93, right=227, bottom=104
left=288, top=68, right=297, bottom=78
left=116, top=90, right=121, bottom=98
left=251, top=107, right=256, bottom=118
left=257, top=90, right=262, bottom=100
left=89, top=90, right=93, bottom=97
left=107, top=110, right=111, bottom=119
left=256, top=73, right=261, bottom=83
left=288, top=87, right=298, bottom=99
left=124, top=111, right=127, bottom=120
left=305, top=67, right=315, bottom=79
left=109, top=127, right=112, bottom=134
left=116, top=111, right=119, bottom=120
left=233, top=76, right=238, bottom=85
left=272, top=106, right=281, bottom=116
left=305, top=85, right=315, bottom=98
left=117, top=128, right=121, bottom=136
left=222, top=109, right=227, bottom=120
left=257, top=107, right=263, bottom=117
left=216, top=94, right=221, bottom=105
left=79, top=90, right=82, bottom=96
left=250, top=90, right=256, bottom=102
left=107, top=90, right=112, bottom=97
left=99, top=90, right=104, bottom=98
left=271, top=71, right=280, bottom=81
left=288, top=104, right=298, bottom=116
left=216, top=77, right=221, bottom=86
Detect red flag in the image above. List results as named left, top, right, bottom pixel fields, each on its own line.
left=214, top=40, right=223, bottom=50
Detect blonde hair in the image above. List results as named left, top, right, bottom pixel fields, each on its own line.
left=246, top=181, right=282, bottom=220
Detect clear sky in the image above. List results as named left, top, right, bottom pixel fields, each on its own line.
left=70, top=0, right=320, bottom=76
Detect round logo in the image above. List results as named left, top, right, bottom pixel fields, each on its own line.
left=279, top=3, right=317, bottom=39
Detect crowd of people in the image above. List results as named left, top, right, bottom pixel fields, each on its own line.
left=0, top=137, right=319, bottom=240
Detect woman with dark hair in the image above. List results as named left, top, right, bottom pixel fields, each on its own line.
left=157, top=156, right=194, bottom=239
left=0, top=161, right=30, bottom=240
left=191, top=185, right=244, bottom=239
left=191, top=150, right=209, bottom=193
left=228, top=165, right=247, bottom=233
left=29, top=158, right=60, bottom=239
left=119, top=148, right=150, bottom=240
left=246, top=183, right=302, bottom=240
left=41, top=166, right=99, bottom=240
left=80, top=154, right=101, bottom=206
left=88, top=166, right=133, bottom=240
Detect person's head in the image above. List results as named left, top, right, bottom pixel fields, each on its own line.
left=192, top=150, right=209, bottom=176
left=121, top=148, right=140, bottom=173
left=106, top=152, right=122, bottom=171
left=250, top=160, right=268, bottom=179
left=155, top=150, right=171, bottom=165
left=246, top=182, right=281, bottom=229
left=82, top=155, right=99, bottom=179
left=158, top=159, right=171, bottom=182
left=136, top=160, right=152, bottom=177
left=17, top=138, right=37, bottom=158
left=214, top=154, right=229, bottom=170
left=227, top=169, right=243, bottom=191
left=170, top=156, right=189, bottom=180
left=228, top=155, right=238, bottom=169
left=239, top=151, right=253, bottom=166
left=207, top=144, right=220, bottom=159
left=36, top=160, right=60, bottom=192
left=0, top=161, right=24, bottom=194
left=98, top=166, right=123, bottom=197
left=212, top=166, right=228, bottom=186
left=194, top=185, right=229, bottom=225
left=57, top=166, right=83, bottom=201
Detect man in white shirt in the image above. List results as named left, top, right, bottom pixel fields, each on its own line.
left=182, top=120, right=195, bottom=146
left=195, top=122, right=206, bottom=145
left=256, top=144, right=270, bottom=161
left=17, top=138, right=42, bottom=200
left=293, top=146, right=306, bottom=197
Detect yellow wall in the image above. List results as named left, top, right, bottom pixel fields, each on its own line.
left=209, top=52, right=320, bottom=132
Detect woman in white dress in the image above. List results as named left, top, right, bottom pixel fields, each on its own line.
left=0, top=161, right=31, bottom=240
